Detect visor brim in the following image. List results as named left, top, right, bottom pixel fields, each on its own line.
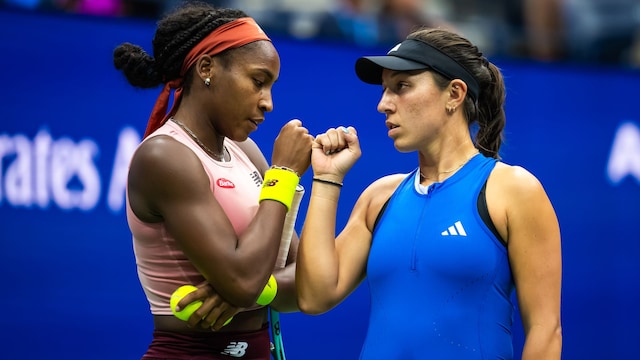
left=355, top=56, right=428, bottom=84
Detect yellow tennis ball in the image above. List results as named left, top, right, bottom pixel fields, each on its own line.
left=256, top=275, right=278, bottom=306
left=170, top=285, right=202, bottom=321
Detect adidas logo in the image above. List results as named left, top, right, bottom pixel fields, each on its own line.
left=387, top=43, right=401, bottom=54
left=220, top=341, right=248, bottom=357
left=441, top=221, right=467, bottom=236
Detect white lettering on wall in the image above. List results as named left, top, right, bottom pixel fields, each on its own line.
left=0, top=134, right=10, bottom=203
left=5, top=135, right=33, bottom=206
left=50, top=138, right=101, bottom=210
left=607, top=122, right=640, bottom=185
left=107, top=127, right=140, bottom=212
left=34, top=130, right=52, bottom=208
left=0, top=127, right=141, bottom=212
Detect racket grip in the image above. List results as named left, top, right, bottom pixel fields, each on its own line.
left=276, top=184, right=304, bottom=269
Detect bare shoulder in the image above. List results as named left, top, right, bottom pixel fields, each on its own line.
left=130, top=135, right=203, bottom=178
left=487, top=162, right=555, bottom=242
left=361, top=173, right=407, bottom=201
left=128, top=135, right=210, bottom=221
left=490, top=162, right=547, bottom=200
left=358, top=173, right=408, bottom=230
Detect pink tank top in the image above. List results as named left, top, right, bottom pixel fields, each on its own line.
left=126, top=121, right=263, bottom=315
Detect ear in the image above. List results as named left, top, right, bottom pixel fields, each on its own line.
left=196, top=55, right=215, bottom=84
left=447, top=79, right=468, bottom=110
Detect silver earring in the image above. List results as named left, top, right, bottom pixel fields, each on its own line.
left=204, top=78, right=211, bottom=86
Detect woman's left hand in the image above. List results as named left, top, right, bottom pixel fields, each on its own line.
left=176, top=282, right=242, bottom=331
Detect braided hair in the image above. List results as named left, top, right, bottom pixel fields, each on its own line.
left=113, top=2, right=247, bottom=93
left=408, top=28, right=506, bottom=159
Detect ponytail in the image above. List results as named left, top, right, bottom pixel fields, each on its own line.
left=474, top=62, right=505, bottom=159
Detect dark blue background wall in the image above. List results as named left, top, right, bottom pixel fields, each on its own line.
left=1, top=9, right=639, bottom=359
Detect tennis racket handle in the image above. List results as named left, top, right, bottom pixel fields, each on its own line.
left=276, top=184, right=304, bottom=269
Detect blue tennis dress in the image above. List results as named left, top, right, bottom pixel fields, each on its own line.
left=362, top=154, right=515, bottom=359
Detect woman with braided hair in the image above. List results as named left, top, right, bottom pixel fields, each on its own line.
left=113, top=2, right=313, bottom=359
left=297, top=27, right=562, bottom=359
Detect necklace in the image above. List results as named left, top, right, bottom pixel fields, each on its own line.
left=420, top=150, right=479, bottom=181
left=171, top=118, right=227, bottom=162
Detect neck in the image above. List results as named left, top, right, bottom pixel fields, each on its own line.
left=419, top=148, right=479, bottom=182
left=170, top=117, right=227, bottom=162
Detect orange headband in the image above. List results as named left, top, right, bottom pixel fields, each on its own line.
left=144, top=17, right=271, bottom=138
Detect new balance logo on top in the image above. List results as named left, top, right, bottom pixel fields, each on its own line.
left=441, top=221, right=467, bottom=236
left=250, top=170, right=262, bottom=186
left=220, top=341, right=248, bottom=357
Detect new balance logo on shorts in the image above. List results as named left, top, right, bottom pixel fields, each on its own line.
left=220, top=341, right=248, bottom=357
left=441, top=221, right=467, bottom=236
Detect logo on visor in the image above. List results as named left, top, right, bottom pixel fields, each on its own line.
left=387, top=43, right=402, bottom=54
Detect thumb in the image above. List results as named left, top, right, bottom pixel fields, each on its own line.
left=343, top=126, right=360, bottom=150
left=288, top=118, right=302, bottom=127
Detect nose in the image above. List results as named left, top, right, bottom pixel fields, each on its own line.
left=377, top=91, right=392, bottom=114
left=259, top=90, right=274, bottom=113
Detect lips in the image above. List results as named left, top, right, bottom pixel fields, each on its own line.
left=247, top=119, right=263, bottom=132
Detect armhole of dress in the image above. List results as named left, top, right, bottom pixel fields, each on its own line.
left=477, top=180, right=507, bottom=247
left=372, top=197, right=391, bottom=235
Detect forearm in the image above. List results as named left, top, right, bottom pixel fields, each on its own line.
left=522, top=323, right=562, bottom=360
left=296, top=183, right=342, bottom=313
left=191, top=204, right=284, bottom=306
left=269, top=263, right=298, bottom=312
left=233, top=202, right=287, bottom=273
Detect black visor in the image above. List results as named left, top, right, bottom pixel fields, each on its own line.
left=355, top=39, right=480, bottom=102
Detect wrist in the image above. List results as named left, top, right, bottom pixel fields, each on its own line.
left=259, top=167, right=299, bottom=211
left=312, top=177, right=343, bottom=188
left=269, top=164, right=299, bottom=177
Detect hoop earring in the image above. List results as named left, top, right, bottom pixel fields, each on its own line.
left=204, top=78, right=211, bottom=87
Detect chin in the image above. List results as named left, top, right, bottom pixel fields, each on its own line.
left=392, top=141, right=409, bottom=153
left=231, top=134, right=250, bottom=142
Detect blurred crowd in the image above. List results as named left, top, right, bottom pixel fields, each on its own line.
left=3, top=0, right=640, bottom=68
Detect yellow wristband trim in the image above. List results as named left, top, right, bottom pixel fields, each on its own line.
left=256, top=274, right=278, bottom=306
left=259, top=168, right=299, bottom=211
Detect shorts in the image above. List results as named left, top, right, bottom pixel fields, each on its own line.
left=142, top=325, right=271, bottom=359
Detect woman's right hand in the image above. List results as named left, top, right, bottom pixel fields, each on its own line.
left=271, top=119, right=314, bottom=176
left=312, top=126, right=361, bottom=181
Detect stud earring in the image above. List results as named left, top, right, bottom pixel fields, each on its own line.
left=204, top=78, right=211, bottom=86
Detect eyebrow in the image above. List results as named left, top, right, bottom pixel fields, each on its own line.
left=381, top=69, right=415, bottom=85
left=254, top=67, right=278, bottom=83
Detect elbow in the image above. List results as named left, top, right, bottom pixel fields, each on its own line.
left=554, top=323, right=563, bottom=348
left=224, top=280, right=266, bottom=308
left=297, top=294, right=333, bottom=315
left=226, top=294, right=258, bottom=309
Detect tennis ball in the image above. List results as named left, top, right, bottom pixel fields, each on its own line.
left=170, top=285, right=202, bottom=321
left=256, top=275, right=278, bottom=306
left=171, top=285, right=234, bottom=327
